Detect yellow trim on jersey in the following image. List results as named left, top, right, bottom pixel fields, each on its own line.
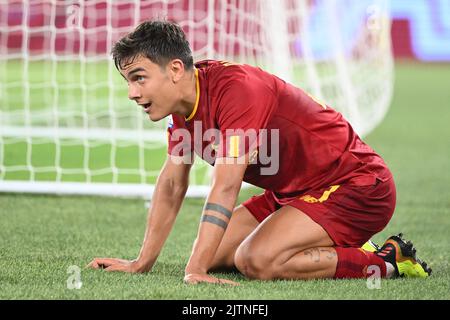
left=219, top=60, right=242, bottom=67
left=306, top=92, right=327, bottom=109
left=185, top=68, right=200, bottom=121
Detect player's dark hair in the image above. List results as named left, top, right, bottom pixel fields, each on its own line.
left=112, top=20, right=194, bottom=71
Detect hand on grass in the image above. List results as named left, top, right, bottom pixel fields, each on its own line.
left=87, top=258, right=149, bottom=273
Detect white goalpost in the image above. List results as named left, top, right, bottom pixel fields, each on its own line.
left=0, top=0, right=394, bottom=198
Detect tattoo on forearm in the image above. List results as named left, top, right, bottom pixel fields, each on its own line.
left=204, top=203, right=232, bottom=219
left=201, top=214, right=228, bottom=230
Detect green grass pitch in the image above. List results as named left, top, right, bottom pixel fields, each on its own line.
left=0, top=63, right=449, bottom=299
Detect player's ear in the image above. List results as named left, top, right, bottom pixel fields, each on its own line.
left=168, top=59, right=185, bottom=83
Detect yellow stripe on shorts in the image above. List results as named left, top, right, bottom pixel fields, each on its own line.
left=299, top=185, right=340, bottom=203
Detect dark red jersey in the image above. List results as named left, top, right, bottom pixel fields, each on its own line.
left=167, top=60, right=391, bottom=201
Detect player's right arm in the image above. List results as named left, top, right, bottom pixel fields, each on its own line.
left=134, top=155, right=192, bottom=271
left=87, top=155, right=192, bottom=273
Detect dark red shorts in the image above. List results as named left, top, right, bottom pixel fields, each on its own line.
left=242, top=177, right=396, bottom=247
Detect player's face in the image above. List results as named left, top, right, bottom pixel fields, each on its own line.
left=120, top=56, right=178, bottom=121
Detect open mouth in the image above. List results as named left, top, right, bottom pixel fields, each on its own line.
left=140, top=102, right=152, bottom=113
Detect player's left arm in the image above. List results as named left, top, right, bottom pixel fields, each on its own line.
left=183, top=68, right=273, bottom=285
left=184, top=155, right=248, bottom=286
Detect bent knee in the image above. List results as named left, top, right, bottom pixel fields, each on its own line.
left=234, top=244, right=278, bottom=280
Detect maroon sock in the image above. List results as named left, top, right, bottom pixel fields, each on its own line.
left=334, top=247, right=387, bottom=279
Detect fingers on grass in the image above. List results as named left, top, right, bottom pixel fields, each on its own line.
left=104, top=264, right=128, bottom=272
left=86, top=260, right=100, bottom=269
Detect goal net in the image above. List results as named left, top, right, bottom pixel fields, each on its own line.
left=0, top=0, right=393, bottom=198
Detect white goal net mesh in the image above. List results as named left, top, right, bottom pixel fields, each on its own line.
left=0, top=0, right=393, bottom=198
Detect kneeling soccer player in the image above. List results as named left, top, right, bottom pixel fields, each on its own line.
left=88, top=20, right=431, bottom=284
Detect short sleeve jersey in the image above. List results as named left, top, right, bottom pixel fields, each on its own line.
left=167, top=60, right=391, bottom=201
